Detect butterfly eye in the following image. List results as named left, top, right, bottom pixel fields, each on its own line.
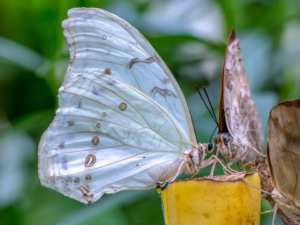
left=213, top=135, right=218, bottom=143
left=222, top=134, right=230, bottom=144
left=208, top=143, right=213, bottom=151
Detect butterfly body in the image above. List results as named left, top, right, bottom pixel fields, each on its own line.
left=38, top=8, right=212, bottom=204
left=217, top=29, right=263, bottom=165
left=189, top=144, right=207, bottom=172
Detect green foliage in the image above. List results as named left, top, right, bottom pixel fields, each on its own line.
left=1, top=0, right=299, bottom=224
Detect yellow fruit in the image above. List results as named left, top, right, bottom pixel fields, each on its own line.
left=157, top=172, right=261, bottom=225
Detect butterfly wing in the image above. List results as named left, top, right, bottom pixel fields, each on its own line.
left=62, top=8, right=196, bottom=144
left=38, top=8, right=195, bottom=204
left=267, top=100, right=300, bottom=211
left=220, top=28, right=263, bottom=160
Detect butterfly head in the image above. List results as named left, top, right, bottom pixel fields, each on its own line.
left=213, top=133, right=230, bottom=145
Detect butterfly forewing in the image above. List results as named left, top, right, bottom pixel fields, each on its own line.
left=63, top=8, right=196, bottom=144
left=267, top=99, right=300, bottom=219
left=219, top=29, right=263, bottom=161
left=38, top=8, right=195, bottom=204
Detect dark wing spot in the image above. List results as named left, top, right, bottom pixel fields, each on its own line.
left=82, top=61, right=88, bottom=67
left=62, top=159, right=68, bottom=171
left=78, top=101, right=82, bottom=108
left=129, top=57, right=154, bottom=68
left=92, top=86, right=99, bottom=95
left=161, top=78, right=170, bottom=84
left=150, top=87, right=178, bottom=100
left=238, top=58, right=242, bottom=62
left=59, top=142, right=65, bottom=149
left=108, top=79, right=117, bottom=86
left=68, top=121, right=75, bottom=126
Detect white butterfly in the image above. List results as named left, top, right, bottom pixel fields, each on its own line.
left=38, top=8, right=214, bottom=204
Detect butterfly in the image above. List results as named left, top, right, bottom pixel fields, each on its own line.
left=254, top=160, right=298, bottom=225
left=38, top=8, right=214, bottom=204
left=266, top=99, right=300, bottom=223
left=214, top=28, right=264, bottom=166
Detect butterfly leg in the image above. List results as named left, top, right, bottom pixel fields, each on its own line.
left=202, top=155, right=236, bottom=175
left=260, top=204, right=278, bottom=225
left=242, top=178, right=272, bottom=195
left=190, top=166, right=204, bottom=179
left=209, top=142, right=221, bottom=176
left=236, top=161, right=253, bottom=172
left=225, top=161, right=238, bottom=173
left=233, top=146, right=249, bottom=172
left=247, top=146, right=266, bottom=157
left=238, top=146, right=247, bottom=171
left=191, top=154, right=223, bottom=178
left=170, top=161, right=186, bottom=183
left=271, top=204, right=278, bottom=225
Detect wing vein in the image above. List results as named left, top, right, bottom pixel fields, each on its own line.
left=57, top=113, right=145, bottom=130
left=61, top=90, right=145, bottom=128
left=66, top=24, right=150, bottom=57
left=73, top=41, right=143, bottom=59
left=85, top=76, right=182, bottom=150
left=72, top=58, right=129, bottom=68
left=54, top=130, right=180, bottom=150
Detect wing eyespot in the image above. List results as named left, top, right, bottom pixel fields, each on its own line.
left=85, top=155, right=96, bottom=167
left=85, top=175, right=92, bottom=180
left=104, top=68, right=111, bottom=75
left=107, top=51, right=111, bottom=55
left=74, top=178, right=80, bottom=183
left=102, top=35, right=107, bottom=40
left=102, top=112, right=106, bottom=117
left=119, top=103, right=127, bottom=111
left=91, top=136, right=100, bottom=145
left=96, top=123, right=101, bottom=128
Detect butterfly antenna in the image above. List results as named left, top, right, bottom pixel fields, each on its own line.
left=195, top=85, right=218, bottom=126
left=202, top=86, right=218, bottom=125
left=209, top=124, right=218, bottom=143
left=209, top=107, right=229, bottom=143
